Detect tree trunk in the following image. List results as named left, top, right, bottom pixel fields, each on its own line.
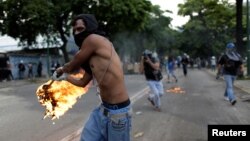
left=56, top=12, right=70, bottom=63
left=61, top=42, right=69, bottom=63
left=236, top=0, right=244, bottom=54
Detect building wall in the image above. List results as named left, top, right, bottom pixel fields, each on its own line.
left=8, top=54, right=63, bottom=79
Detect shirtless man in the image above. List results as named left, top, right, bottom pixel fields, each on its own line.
left=52, top=14, right=131, bottom=141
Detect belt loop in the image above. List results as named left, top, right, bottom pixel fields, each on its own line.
left=100, top=105, right=110, bottom=117
left=104, top=108, right=109, bottom=117
left=113, top=105, right=118, bottom=110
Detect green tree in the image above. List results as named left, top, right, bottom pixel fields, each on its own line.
left=135, top=5, right=175, bottom=60
left=236, top=0, right=244, bottom=54
left=0, top=0, right=153, bottom=62
left=93, top=4, right=174, bottom=63
left=177, top=0, right=236, bottom=57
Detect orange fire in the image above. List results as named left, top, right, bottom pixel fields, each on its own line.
left=36, top=72, right=89, bottom=120
left=166, top=86, right=185, bottom=94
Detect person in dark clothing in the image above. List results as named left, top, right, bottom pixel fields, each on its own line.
left=28, top=62, right=33, bottom=79
left=37, top=61, right=43, bottom=77
left=18, top=60, right=25, bottom=79
left=181, top=53, right=189, bottom=76
left=139, top=50, right=164, bottom=112
left=217, top=42, right=244, bottom=105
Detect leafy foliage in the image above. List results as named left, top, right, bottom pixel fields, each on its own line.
left=1, top=0, right=243, bottom=63
left=111, top=5, right=175, bottom=62
left=177, top=0, right=236, bottom=57
left=1, top=0, right=52, bottom=45
left=0, top=0, right=154, bottom=61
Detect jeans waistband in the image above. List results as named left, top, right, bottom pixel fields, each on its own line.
left=99, top=104, right=132, bottom=118
left=102, top=99, right=130, bottom=110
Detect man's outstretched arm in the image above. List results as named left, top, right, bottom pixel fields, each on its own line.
left=66, top=72, right=93, bottom=87
left=57, top=36, right=96, bottom=75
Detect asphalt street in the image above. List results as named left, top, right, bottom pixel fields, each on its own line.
left=69, top=68, right=250, bottom=141
left=131, top=69, right=250, bottom=141
left=0, top=68, right=250, bottom=141
left=0, top=74, right=148, bottom=141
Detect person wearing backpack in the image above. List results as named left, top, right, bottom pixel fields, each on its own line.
left=140, top=50, right=164, bottom=112
left=217, top=42, right=244, bottom=105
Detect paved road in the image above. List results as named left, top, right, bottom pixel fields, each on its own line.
left=0, top=75, right=148, bottom=141
left=70, top=68, right=250, bottom=141
left=131, top=68, right=250, bottom=141
left=1, top=68, right=250, bottom=141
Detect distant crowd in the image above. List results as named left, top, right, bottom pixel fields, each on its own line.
left=0, top=60, right=61, bottom=81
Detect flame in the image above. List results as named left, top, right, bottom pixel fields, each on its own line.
left=36, top=72, right=90, bottom=120
left=166, top=86, right=185, bottom=94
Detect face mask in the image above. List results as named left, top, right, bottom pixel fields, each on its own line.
left=73, top=31, right=91, bottom=48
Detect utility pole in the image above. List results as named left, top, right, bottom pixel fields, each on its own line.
left=46, top=0, right=50, bottom=77
left=247, top=0, right=250, bottom=76
left=47, top=44, right=50, bottom=77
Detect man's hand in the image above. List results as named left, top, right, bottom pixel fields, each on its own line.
left=52, top=71, right=68, bottom=81
left=55, top=67, right=64, bottom=76
left=144, top=56, right=150, bottom=63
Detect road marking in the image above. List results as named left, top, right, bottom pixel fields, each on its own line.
left=131, top=87, right=149, bottom=104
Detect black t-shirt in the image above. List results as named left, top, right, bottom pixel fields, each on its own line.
left=144, top=57, right=162, bottom=81
left=218, top=54, right=242, bottom=76
left=18, top=63, right=25, bottom=72
left=181, top=57, right=189, bottom=65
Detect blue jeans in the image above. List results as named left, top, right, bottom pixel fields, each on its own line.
left=80, top=104, right=132, bottom=141
left=223, top=74, right=236, bottom=102
left=147, top=80, right=164, bottom=108
left=182, top=64, right=187, bottom=76
left=167, top=69, right=177, bottom=80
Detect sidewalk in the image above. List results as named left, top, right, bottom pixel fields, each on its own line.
left=206, top=69, right=250, bottom=95
left=0, top=77, right=49, bottom=89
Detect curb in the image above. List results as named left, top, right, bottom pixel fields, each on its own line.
left=206, top=69, right=250, bottom=95
left=234, top=82, right=250, bottom=95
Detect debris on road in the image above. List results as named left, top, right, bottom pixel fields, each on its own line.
left=134, top=131, right=144, bottom=138
left=135, top=111, right=142, bottom=115
left=166, top=86, right=185, bottom=94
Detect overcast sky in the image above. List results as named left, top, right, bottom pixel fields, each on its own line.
left=150, top=0, right=189, bottom=28
left=150, top=0, right=236, bottom=28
